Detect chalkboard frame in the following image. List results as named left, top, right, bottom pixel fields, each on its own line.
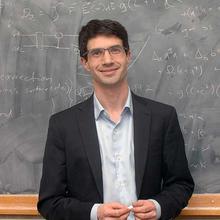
left=0, top=194, right=220, bottom=218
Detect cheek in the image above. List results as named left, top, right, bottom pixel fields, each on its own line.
left=84, top=62, right=93, bottom=72
left=87, top=60, right=99, bottom=70
left=121, top=60, right=129, bottom=70
left=86, top=63, right=100, bottom=75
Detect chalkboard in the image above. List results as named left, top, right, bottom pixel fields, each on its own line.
left=0, top=0, right=220, bottom=194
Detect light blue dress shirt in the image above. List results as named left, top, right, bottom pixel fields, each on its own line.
left=90, top=90, right=161, bottom=220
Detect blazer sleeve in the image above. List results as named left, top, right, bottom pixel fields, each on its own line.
left=37, top=115, right=94, bottom=220
left=152, top=107, right=194, bottom=220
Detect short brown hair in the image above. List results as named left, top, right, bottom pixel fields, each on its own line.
left=78, top=19, right=129, bottom=59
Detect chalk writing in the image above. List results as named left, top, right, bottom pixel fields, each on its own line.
left=172, top=83, right=220, bottom=99
left=152, top=51, right=162, bottom=61
left=0, top=88, right=18, bottom=95
left=164, top=0, right=175, bottom=9
left=75, top=86, right=93, bottom=99
left=79, top=0, right=140, bottom=14
left=144, top=0, right=183, bottom=9
left=131, top=84, right=154, bottom=95
left=0, top=72, right=52, bottom=83
left=181, top=6, right=207, bottom=18
left=21, top=8, right=35, bottom=20
left=17, top=0, right=141, bottom=19
left=0, top=109, right=13, bottom=120
left=13, top=32, right=78, bottom=51
left=68, top=3, right=78, bottom=15
left=152, top=48, right=177, bottom=61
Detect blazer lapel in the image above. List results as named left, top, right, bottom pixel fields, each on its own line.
left=76, top=95, right=103, bottom=200
left=132, top=93, right=152, bottom=197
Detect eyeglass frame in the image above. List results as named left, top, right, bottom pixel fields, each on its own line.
left=82, top=45, right=128, bottom=59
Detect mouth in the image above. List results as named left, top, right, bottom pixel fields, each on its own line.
left=100, top=67, right=119, bottom=74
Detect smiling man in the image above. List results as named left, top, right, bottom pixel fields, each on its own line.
left=37, top=19, right=194, bottom=220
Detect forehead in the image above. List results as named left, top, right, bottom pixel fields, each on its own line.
left=87, top=35, right=123, bottom=50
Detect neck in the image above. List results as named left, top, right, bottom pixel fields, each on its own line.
left=94, top=83, right=129, bottom=122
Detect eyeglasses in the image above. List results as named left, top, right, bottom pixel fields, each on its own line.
left=83, top=45, right=127, bottom=59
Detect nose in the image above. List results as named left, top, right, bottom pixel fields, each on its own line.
left=102, top=49, right=114, bottom=65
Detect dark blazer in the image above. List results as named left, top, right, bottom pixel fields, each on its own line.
left=37, top=93, right=194, bottom=220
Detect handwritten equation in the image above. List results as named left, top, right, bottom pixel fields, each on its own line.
left=12, top=32, right=79, bottom=52
left=152, top=48, right=220, bottom=62
left=181, top=5, right=220, bottom=19
left=131, top=82, right=220, bottom=99
left=3, top=0, right=142, bottom=24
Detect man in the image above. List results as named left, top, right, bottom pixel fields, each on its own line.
left=37, top=19, right=194, bottom=220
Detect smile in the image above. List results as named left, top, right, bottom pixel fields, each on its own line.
left=100, top=67, right=119, bottom=73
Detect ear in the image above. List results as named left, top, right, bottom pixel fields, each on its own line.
left=126, top=50, right=131, bottom=63
left=80, top=57, right=91, bottom=72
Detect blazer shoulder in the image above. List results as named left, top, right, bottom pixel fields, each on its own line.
left=50, top=95, right=93, bottom=122
left=132, top=93, right=175, bottom=115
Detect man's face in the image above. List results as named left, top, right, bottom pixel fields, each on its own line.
left=81, top=35, right=130, bottom=89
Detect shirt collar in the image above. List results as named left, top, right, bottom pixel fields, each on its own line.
left=94, top=89, right=133, bottom=120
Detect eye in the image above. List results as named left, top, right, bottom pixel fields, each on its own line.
left=109, top=45, right=123, bottom=54
left=90, top=48, right=103, bottom=57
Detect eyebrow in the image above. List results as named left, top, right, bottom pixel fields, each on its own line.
left=88, top=44, right=123, bottom=50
